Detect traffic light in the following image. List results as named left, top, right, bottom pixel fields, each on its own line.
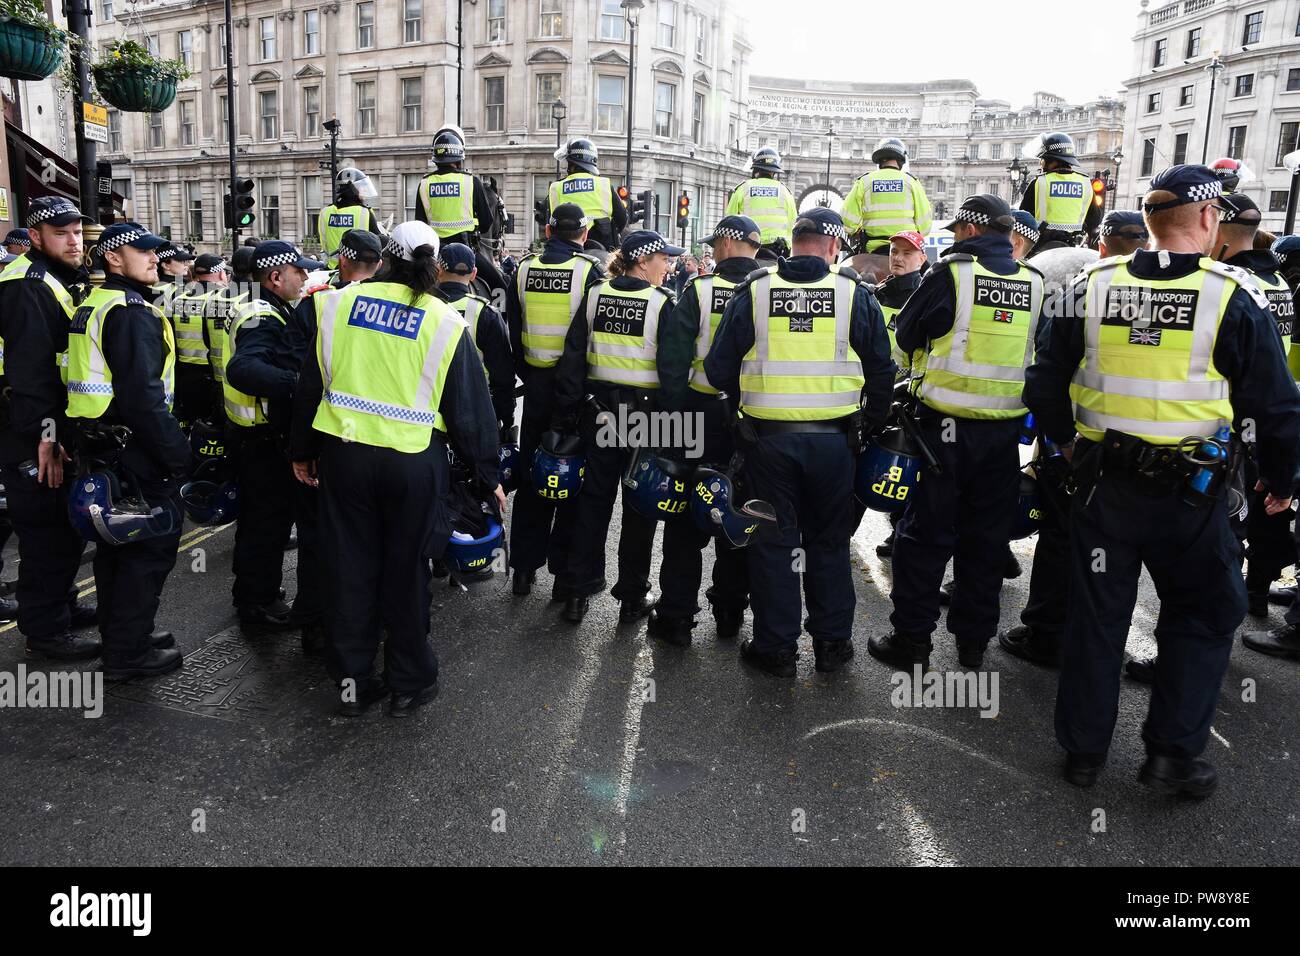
left=617, top=185, right=631, bottom=211
left=1091, top=174, right=1107, bottom=208
left=628, top=188, right=653, bottom=224
left=676, top=191, right=690, bottom=229
left=534, top=198, right=549, bottom=230
left=227, top=178, right=255, bottom=229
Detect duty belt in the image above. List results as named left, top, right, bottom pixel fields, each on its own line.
left=750, top=418, right=848, bottom=436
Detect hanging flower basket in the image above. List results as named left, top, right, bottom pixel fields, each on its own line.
left=91, top=40, right=188, bottom=113
left=0, top=12, right=66, bottom=82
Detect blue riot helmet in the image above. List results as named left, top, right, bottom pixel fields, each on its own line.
left=623, top=450, right=692, bottom=521
left=531, top=429, right=585, bottom=501
left=188, top=416, right=226, bottom=465
left=445, top=516, right=504, bottom=574
left=1012, top=468, right=1043, bottom=540
left=690, top=467, right=777, bottom=547
left=69, top=467, right=182, bottom=545
left=854, top=426, right=923, bottom=513
left=498, top=443, right=520, bottom=494
left=179, top=459, right=239, bottom=526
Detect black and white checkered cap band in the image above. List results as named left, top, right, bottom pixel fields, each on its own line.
left=1011, top=220, right=1039, bottom=242
left=99, top=228, right=148, bottom=252
left=711, top=226, right=756, bottom=242
left=255, top=251, right=299, bottom=269
left=1185, top=180, right=1222, bottom=203
left=27, top=203, right=77, bottom=226
left=627, top=238, right=668, bottom=260
left=157, top=246, right=178, bottom=260
left=7, top=237, right=30, bottom=247
left=798, top=220, right=847, bottom=240
left=383, top=237, right=408, bottom=259
left=569, top=148, right=598, bottom=162
left=954, top=209, right=992, bottom=226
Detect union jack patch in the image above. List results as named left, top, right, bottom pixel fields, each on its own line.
left=1129, top=327, right=1162, bottom=346
left=789, top=315, right=814, bottom=333
left=992, top=310, right=1014, bottom=323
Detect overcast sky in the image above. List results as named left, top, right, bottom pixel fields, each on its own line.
left=746, top=0, right=1139, bottom=107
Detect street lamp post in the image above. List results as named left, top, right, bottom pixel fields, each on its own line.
left=552, top=99, right=567, bottom=179
left=1201, top=53, right=1225, bottom=164
left=1108, top=146, right=1123, bottom=214
left=62, top=0, right=96, bottom=214
left=1283, top=149, right=1300, bottom=235
left=1007, top=157, right=1027, bottom=202
left=823, top=126, right=835, bottom=207
left=224, top=0, right=240, bottom=252
left=324, top=118, right=341, bottom=194
left=622, top=0, right=644, bottom=191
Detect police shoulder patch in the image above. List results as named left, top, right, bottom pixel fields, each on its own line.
left=1204, top=260, right=1269, bottom=310
left=943, top=253, right=976, bottom=263
left=577, top=252, right=607, bottom=269
left=24, top=263, right=47, bottom=280
left=1083, top=254, right=1131, bottom=276
left=833, top=264, right=862, bottom=283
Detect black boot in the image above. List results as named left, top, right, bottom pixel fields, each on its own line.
left=238, top=599, right=294, bottom=636
left=712, top=606, right=743, bottom=640
left=648, top=614, right=693, bottom=647
left=1003, top=553, right=1022, bottom=579
left=956, top=640, right=985, bottom=669
left=813, top=637, right=855, bottom=673
left=1247, top=590, right=1269, bottom=618
left=618, top=592, right=658, bottom=623
left=867, top=631, right=931, bottom=669
left=1138, top=755, right=1217, bottom=797
left=25, top=631, right=101, bottom=661
left=68, top=603, right=99, bottom=629
left=1267, top=583, right=1297, bottom=606
left=876, top=531, right=895, bottom=558
left=739, top=638, right=797, bottom=677
left=998, top=625, right=1061, bottom=667
left=102, top=647, right=184, bottom=681
left=1125, top=655, right=1156, bottom=684
left=512, top=568, right=536, bottom=596
left=562, top=597, right=589, bottom=624
left=1241, top=622, right=1300, bottom=659
left=150, top=630, right=176, bottom=649
left=337, top=677, right=388, bottom=717
left=1063, top=752, right=1105, bottom=788
left=389, top=680, right=439, bottom=717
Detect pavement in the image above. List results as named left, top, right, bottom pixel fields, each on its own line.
left=1, top=505, right=1298, bottom=867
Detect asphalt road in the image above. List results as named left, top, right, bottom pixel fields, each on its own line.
left=1, top=503, right=1298, bottom=867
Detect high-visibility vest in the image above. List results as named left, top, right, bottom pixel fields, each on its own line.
left=222, top=298, right=285, bottom=427
left=584, top=281, right=670, bottom=389
left=419, top=172, right=479, bottom=239
left=739, top=267, right=865, bottom=421
left=0, top=253, right=76, bottom=380
left=312, top=280, right=467, bottom=452
left=686, top=273, right=738, bottom=395
left=448, top=291, right=491, bottom=380
left=1033, top=171, right=1091, bottom=233
left=163, top=285, right=213, bottom=366
left=1246, top=269, right=1295, bottom=343
left=516, top=253, right=599, bottom=368
left=726, top=178, right=796, bottom=247
left=548, top=173, right=614, bottom=223
left=317, top=204, right=368, bottom=268
left=207, top=286, right=246, bottom=385
left=1069, top=256, right=1246, bottom=445
left=66, top=285, right=175, bottom=420
left=878, top=300, right=915, bottom=376
left=914, top=255, right=1043, bottom=420
left=843, top=168, right=928, bottom=242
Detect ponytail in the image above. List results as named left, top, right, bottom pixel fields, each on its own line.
left=381, top=244, right=441, bottom=304
left=605, top=249, right=628, bottom=277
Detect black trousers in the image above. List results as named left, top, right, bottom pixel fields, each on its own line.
left=1055, top=460, right=1246, bottom=760
left=292, top=480, right=323, bottom=627
left=744, top=432, right=856, bottom=654
left=1243, top=478, right=1294, bottom=596
left=318, top=436, right=446, bottom=694
left=1020, top=461, right=1072, bottom=638
left=890, top=416, right=1021, bottom=648
left=509, top=367, right=577, bottom=577
left=173, top=362, right=216, bottom=428
left=94, top=488, right=181, bottom=666
left=0, top=464, right=85, bottom=640
left=230, top=426, right=294, bottom=609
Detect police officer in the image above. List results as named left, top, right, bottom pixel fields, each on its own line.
left=66, top=222, right=190, bottom=679
left=652, top=215, right=763, bottom=644
left=155, top=243, right=194, bottom=285
left=1024, top=164, right=1300, bottom=794
left=706, top=207, right=895, bottom=675
left=436, top=242, right=516, bottom=432
left=318, top=167, right=381, bottom=269
left=725, top=147, right=799, bottom=260
left=4, top=228, right=32, bottom=257
left=870, top=195, right=1045, bottom=672
left=224, top=240, right=314, bottom=634
left=842, top=138, right=933, bottom=254
left=1020, top=133, right=1102, bottom=249
left=547, top=138, right=627, bottom=253
left=1009, top=210, right=1040, bottom=261
left=0, top=197, right=98, bottom=659
left=157, top=249, right=216, bottom=428
left=1096, top=210, right=1150, bottom=259
left=290, top=221, right=502, bottom=717
left=552, top=229, right=686, bottom=624
left=505, top=203, right=605, bottom=597
left=417, top=125, right=507, bottom=291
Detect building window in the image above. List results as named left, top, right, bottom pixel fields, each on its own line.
left=218, top=24, right=233, bottom=66
left=357, top=1, right=375, bottom=48
left=112, top=178, right=132, bottom=201
left=1185, top=27, right=1201, bottom=58
left=658, top=0, right=677, bottom=48
left=304, top=10, right=320, bottom=55
left=1227, top=125, right=1247, bottom=160
left=969, top=142, right=980, bottom=160
left=1140, top=137, right=1156, bottom=178
left=1179, top=84, right=1194, bottom=107
left=304, top=86, right=320, bottom=138
left=259, top=90, right=279, bottom=140
left=101, top=0, right=113, bottom=21
left=596, top=74, right=625, bottom=133
left=185, top=181, right=203, bottom=240
left=179, top=98, right=195, bottom=146
left=936, top=142, right=948, bottom=159
left=695, top=13, right=708, bottom=59
left=488, top=0, right=506, bottom=41
left=259, top=17, right=276, bottom=60
left=177, top=30, right=192, bottom=70
left=1146, top=91, right=1161, bottom=113
left=355, top=80, right=376, bottom=134
left=259, top=179, right=280, bottom=238
left=217, top=94, right=233, bottom=143
left=148, top=110, right=164, bottom=149
left=536, top=73, right=562, bottom=129
left=1152, top=37, right=1167, bottom=68
left=693, top=91, right=704, bottom=143
left=404, top=0, right=423, bottom=42
left=654, top=81, right=675, bottom=138
left=599, top=0, right=625, bottom=40
left=484, top=76, right=505, bottom=131
left=146, top=34, right=160, bottom=58
left=1173, top=131, right=1188, bottom=166
left=303, top=177, right=322, bottom=238
left=1279, top=122, right=1300, bottom=167
left=991, top=142, right=1002, bottom=160
left=540, top=0, right=562, bottom=37
left=108, top=110, right=121, bottom=152
left=1289, top=68, right=1300, bottom=92
left=153, top=183, right=172, bottom=239
left=1234, top=74, right=1254, bottom=97
left=401, top=77, right=423, bottom=132
left=653, top=179, right=672, bottom=233
left=404, top=173, right=424, bottom=222
left=1242, top=10, right=1263, bottom=46
left=1272, top=191, right=1291, bottom=213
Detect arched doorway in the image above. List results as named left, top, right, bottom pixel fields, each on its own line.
left=797, top=184, right=845, bottom=213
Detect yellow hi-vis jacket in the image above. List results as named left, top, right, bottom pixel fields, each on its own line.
left=66, top=286, right=175, bottom=420
left=686, top=273, right=739, bottom=395
left=584, top=281, right=671, bottom=388
left=516, top=252, right=601, bottom=368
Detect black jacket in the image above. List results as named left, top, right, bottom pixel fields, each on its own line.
left=0, top=250, right=87, bottom=464
left=436, top=280, right=516, bottom=431
left=703, top=255, right=896, bottom=431
left=1023, top=250, right=1300, bottom=495
left=95, top=275, right=192, bottom=483
left=505, top=237, right=606, bottom=383
left=289, top=277, right=501, bottom=490
left=225, top=286, right=299, bottom=432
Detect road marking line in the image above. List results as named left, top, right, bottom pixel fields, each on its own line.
left=803, top=717, right=1030, bottom=779
left=614, top=642, right=654, bottom=845
left=1210, top=726, right=1231, bottom=749
left=896, top=798, right=958, bottom=867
